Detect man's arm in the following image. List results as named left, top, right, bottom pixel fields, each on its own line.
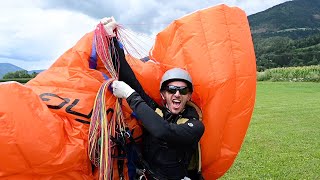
left=110, top=38, right=158, bottom=110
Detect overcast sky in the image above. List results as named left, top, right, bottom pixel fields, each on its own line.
left=0, top=0, right=291, bottom=70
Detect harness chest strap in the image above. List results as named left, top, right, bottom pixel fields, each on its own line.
left=155, top=101, right=203, bottom=173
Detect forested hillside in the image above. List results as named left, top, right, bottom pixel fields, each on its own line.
left=248, top=0, right=320, bottom=71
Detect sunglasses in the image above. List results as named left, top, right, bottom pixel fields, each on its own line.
left=165, top=85, right=190, bottom=95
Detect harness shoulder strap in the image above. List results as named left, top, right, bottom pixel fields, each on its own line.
left=187, top=101, right=203, bottom=120
left=186, top=101, right=203, bottom=174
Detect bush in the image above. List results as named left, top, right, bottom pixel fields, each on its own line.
left=257, top=65, right=320, bottom=82
left=257, top=71, right=269, bottom=81
left=0, top=78, right=32, bottom=83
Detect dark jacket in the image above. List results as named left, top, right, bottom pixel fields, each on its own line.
left=127, top=92, right=204, bottom=179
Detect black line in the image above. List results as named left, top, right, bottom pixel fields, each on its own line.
left=75, top=118, right=90, bottom=124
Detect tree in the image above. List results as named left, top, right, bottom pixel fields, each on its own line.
left=2, top=70, right=32, bottom=79
left=30, top=72, right=38, bottom=78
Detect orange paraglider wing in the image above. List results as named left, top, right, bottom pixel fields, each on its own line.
left=0, top=32, right=100, bottom=179
left=127, top=4, right=257, bottom=179
left=0, top=4, right=255, bottom=180
left=0, top=30, right=141, bottom=179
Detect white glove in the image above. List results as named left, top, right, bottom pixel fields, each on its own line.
left=100, top=16, right=117, bottom=37
left=111, top=80, right=135, bottom=98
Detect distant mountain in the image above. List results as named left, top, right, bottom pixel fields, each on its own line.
left=0, top=63, right=44, bottom=79
left=247, top=0, right=320, bottom=71
left=249, top=0, right=320, bottom=37
left=0, top=63, right=24, bottom=79
left=28, top=70, right=44, bottom=74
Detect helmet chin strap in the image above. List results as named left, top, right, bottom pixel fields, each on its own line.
left=160, top=93, right=167, bottom=109
left=161, top=98, right=170, bottom=112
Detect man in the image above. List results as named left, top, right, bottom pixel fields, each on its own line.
left=101, top=17, right=205, bottom=179
left=112, top=68, right=205, bottom=180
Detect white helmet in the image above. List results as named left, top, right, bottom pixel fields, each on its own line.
left=160, top=68, right=193, bottom=92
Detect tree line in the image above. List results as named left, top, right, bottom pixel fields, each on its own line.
left=254, top=32, right=320, bottom=71
left=3, top=32, right=320, bottom=75
left=2, top=70, right=38, bottom=79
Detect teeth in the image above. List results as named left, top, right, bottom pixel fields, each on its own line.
left=173, top=100, right=181, bottom=103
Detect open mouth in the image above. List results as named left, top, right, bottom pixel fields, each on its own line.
left=172, top=99, right=181, bottom=109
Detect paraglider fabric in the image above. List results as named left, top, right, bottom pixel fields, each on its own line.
left=0, top=4, right=256, bottom=180
left=127, top=5, right=257, bottom=179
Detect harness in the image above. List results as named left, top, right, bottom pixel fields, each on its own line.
left=156, top=101, right=203, bottom=174
left=131, top=101, right=203, bottom=179
left=106, top=101, right=203, bottom=180
left=126, top=128, right=165, bottom=180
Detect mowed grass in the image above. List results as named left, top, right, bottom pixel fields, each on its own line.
left=220, top=82, right=320, bottom=179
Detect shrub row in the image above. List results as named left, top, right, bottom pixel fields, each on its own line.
left=257, top=65, right=320, bottom=82
left=0, top=78, right=32, bottom=84
left=2, top=67, right=319, bottom=83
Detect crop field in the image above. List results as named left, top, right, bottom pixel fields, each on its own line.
left=0, top=78, right=31, bottom=83
left=220, top=82, right=320, bottom=179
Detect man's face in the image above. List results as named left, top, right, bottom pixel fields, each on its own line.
left=161, top=81, right=191, bottom=114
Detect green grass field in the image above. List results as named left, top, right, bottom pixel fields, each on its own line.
left=220, top=82, right=320, bottom=179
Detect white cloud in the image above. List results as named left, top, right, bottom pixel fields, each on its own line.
left=0, top=0, right=290, bottom=70
left=0, top=4, right=97, bottom=70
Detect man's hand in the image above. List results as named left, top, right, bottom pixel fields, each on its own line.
left=100, top=16, right=117, bottom=37
left=111, top=80, right=135, bottom=98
